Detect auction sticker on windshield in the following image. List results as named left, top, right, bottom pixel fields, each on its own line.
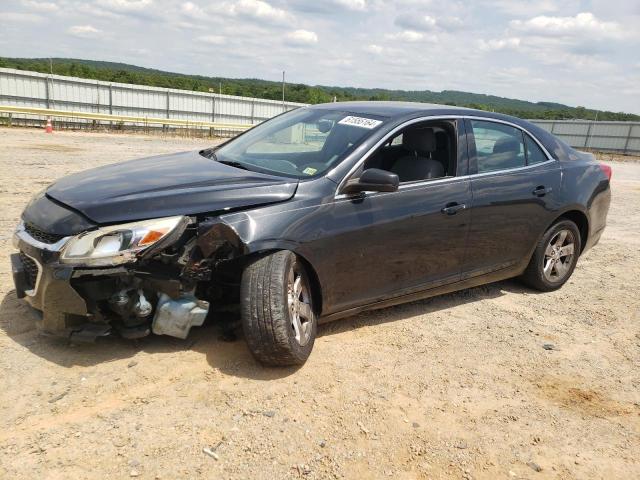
left=338, top=116, right=383, bottom=129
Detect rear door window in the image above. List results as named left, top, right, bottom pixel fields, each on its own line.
left=524, top=133, right=548, bottom=165
left=470, top=120, right=525, bottom=173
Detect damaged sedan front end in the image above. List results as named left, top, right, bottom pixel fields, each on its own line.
left=10, top=148, right=300, bottom=342
left=12, top=211, right=218, bottom=341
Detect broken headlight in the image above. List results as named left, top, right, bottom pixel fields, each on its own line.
left=60, top=216, right=189, bottom=266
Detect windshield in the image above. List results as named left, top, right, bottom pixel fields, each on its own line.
left=211, top=108, right=386, bottom=178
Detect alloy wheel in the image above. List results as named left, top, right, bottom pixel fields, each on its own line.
left=287, top=266, right=313, bottom=346
left=542, top=229, right=576, bottom=282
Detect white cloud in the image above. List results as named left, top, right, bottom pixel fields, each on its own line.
left=0, top=11, right=44, bottom=22
left=20, top=0, right=59, bottom=11
left=67, top=25, right=102, bottom=37
left=180, top=1, right=207, bottom=19
left=96, top=0, right=153, bottom=12
left=395, top=14, right=436, bottom=31
left=478, top=37, right=521, bottom=51
left=335, top=0, right=367, bottom=11
left=365, top=44, right=384, bottom=54
left=528, top=48, right=615, bottom=72
left=228, top=0, right=291, bottom=23
left=438, top=16, right=464, bottom=30
left=286, top=0, right=368, bottom=14
left=484, top=0, right=564, bottom=16
left=197, top=35, right=225, bottom=45
left=510, top=12, right=626, bottom=40
left=320, top=57, right=353, bottom=67
left=385, top=30, right=428, bottom=42
left=395, top=12, right=464, bottom=32
left=285, top=29, right=318, bottom=46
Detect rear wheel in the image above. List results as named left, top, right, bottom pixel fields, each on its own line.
left=521, top=219, right=581, bottom=292
left=240, top=250, right=317, bottom=366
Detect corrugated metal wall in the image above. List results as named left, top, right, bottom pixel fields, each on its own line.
left=0, top=67, right=305, bottom=126
left=1, top=67, right=638, bottom=153
left=530, top=120, right=639, bottom=154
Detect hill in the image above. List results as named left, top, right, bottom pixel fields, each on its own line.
left=0, top=57, right=637, bottom=121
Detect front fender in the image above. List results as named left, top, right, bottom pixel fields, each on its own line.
left=196, top=213, right=324, bottom=312
left=197, top=215, right=304, bottom=258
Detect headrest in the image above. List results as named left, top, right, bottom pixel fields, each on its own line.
left=403, top=128, right=436, bottom=153
left=435, top=130, right=448, bottom=149
left=493, top=136, right=520, bottom=154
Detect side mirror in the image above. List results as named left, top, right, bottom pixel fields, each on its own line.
left=341, top=168, right=399, bottom=195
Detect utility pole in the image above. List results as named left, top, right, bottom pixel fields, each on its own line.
left=219, top=81, right=222, bottom=96
left=282, top=71, right=285, bottom=110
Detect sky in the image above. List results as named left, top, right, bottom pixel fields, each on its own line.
left=0, top=0, right=639, bottom=113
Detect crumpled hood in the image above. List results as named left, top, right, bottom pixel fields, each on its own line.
left=45, top=150, right=298, bottom=224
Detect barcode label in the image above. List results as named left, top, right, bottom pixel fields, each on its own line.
left=338, top=116, right=383, bottom=129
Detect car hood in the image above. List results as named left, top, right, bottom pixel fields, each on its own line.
left=45, top=150, right=298, bottom=224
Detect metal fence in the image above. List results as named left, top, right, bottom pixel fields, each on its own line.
left=0, top=67, right=305, bottom=131
left=529, top=120, right=640, bottom=155
left=1, top=67, right=638, bottom=153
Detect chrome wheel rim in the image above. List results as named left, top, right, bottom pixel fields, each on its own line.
left=543, top=229, right=576, bottom=282
left=287, top=266, right=313, bottom=346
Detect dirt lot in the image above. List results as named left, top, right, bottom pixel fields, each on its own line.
left=0, top=127, right=638, bottom=479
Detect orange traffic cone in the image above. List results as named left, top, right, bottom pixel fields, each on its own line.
left=45, top=117, right=53, bottom=133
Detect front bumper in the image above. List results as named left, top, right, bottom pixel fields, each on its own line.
left=11, top=223, right=104, bottom=337
left=11, top=220, right=211, bottom=341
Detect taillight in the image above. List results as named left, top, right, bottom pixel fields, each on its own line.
left=599, top=163, right=612, bottom=181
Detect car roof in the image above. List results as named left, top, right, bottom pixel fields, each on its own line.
left=310, top=101, right=474, bottom=118
left=309, top=101, right=575, bottom=162
left=309, top=100, right=534, bottom=126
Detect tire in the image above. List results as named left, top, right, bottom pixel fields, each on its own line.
left=521, top=219, right=582, bottom=292
left=240, top=250, right=317, bottom=366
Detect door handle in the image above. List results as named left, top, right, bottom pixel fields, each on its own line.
left=532, top=186, right=552, bottom=197
left=441, top=203, right=466, bottom=215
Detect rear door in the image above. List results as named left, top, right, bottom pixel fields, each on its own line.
left=462, top=119, right=561, bottom=279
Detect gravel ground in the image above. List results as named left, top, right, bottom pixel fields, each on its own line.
left=0, top=127, right=638, bottom=479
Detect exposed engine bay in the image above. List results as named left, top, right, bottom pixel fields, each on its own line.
left=12, top=215, right=250, bottom=342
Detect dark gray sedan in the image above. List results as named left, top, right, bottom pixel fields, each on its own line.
left=11, top=102, right=611, bottom=365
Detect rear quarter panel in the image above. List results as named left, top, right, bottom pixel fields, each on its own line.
left=557, top=157, right=611, bottom=252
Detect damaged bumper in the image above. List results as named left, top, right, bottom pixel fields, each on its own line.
left=11, top=221, right=210, bottom=341
left=12, top=224, right=90, bottom=336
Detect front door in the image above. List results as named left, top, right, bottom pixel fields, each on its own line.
left=321, top=179, right=472, bottom=314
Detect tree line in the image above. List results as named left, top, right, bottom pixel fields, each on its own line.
left=1, top=57, right=637, bottom=121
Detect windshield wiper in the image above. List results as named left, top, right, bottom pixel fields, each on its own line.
left=217, top=160, right=253, bottom=172
left=203, top=150, right=254, bottom=172
left=200, top=148, right=218, bottom=160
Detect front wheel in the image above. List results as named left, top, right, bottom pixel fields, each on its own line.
left=240, top=250, right=317, bottom=366
left=521, top=219, right=582, bottom=292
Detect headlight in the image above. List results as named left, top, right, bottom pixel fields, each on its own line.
left=60, top=216, right=189, bottom=266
